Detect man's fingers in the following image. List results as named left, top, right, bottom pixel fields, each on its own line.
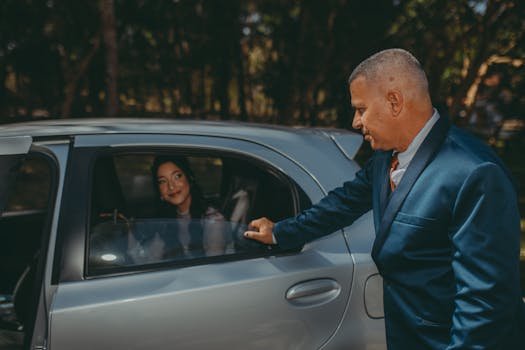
left=245, top=217, right=274, bottom=244
left=244, top=230, right=260, bottom=238
left=244, top=229, right=273, bottom=245
left=248, top=217, right=267, bottom=228
left=244, top=229, right=269, bottom=240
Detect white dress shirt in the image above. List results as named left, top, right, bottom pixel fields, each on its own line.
left=390, top=109, right=440, bottom=187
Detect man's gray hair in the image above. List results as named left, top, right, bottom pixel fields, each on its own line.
left=348, top=48, right=428, bottom=90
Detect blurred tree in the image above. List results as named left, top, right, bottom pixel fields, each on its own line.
left=0, top=0, right=523, bottom=126
left=61, top=33, right=101, bottom=117
left=253, top=0, right=401, bottom=125
left=99, top=0, right=119, bottom=117
left=208, top=0, right=243, bottom=120
left=1, top=0, right=61, bottom=118
left=388, top=0, right=525, bottom=121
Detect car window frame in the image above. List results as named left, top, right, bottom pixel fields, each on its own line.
left=84, top=146, right=308, bottom=278
left=55, top=137, right=316, bottom=282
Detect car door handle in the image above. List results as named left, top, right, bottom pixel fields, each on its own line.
left=285, top=279, right=341, bottom=307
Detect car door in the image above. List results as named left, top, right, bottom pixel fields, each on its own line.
left=49, top=133, right=355, bottom=350
left=0, top=136, right=67, bottom=350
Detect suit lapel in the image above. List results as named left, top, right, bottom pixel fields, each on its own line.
left=371, top=115, right=450, bottom=261
left=378, top=153, right=391, bottom=220
left=372, top=151, right=391, bottom=232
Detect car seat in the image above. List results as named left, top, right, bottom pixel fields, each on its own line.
left=91, top=156, right=127, bottom=223
left=222, top=175, right=258, bottom=229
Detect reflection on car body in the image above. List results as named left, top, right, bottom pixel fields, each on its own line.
left=0, top=119, right=386, bottom=350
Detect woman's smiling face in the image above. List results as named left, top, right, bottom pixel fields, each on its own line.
left=157, top=161, right=192, bottom=213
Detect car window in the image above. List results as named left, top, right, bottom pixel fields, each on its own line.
left=3, top=156, right=51, bottom=213
left=87, top=152, right=310, bottom=276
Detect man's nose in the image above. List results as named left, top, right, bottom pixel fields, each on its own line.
left=352, top=113, right=362, bottom=130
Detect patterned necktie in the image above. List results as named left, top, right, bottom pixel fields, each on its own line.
left=389, top=152, right=399, bottom=191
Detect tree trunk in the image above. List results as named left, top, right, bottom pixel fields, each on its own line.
left=100, top=0, right=119, bottom=117
left=280, top=5, right=306, bottom=125
left=228, top=0, right=247, bottom=121
left=0, top=65, right=6, bottom=119
left=200, top=65, right=207, bottom=119
left=449, top=0, right=512, bottom=120
left=449, top=42, right=490, bottom=120
left=236, top=38, right=248, bottom=121
left=61, top=35, right=101, bottom=118
left=218, top=62, right=231, bottom=120
left=208, top=0, right=240, bottom=121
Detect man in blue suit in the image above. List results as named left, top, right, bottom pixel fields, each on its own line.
left=245, top=48, right=524, bottom=349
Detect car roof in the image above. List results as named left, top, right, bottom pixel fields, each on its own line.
left=0, top=118, right=363, bottom=158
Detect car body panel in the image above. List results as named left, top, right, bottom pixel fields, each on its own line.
left=0, top=119, right=362, bottom=194
left=30, top=142, right=70, bottom=350
left=0, top=135, right=32, bottom=156
left=50, top=234, right=354, bottom=350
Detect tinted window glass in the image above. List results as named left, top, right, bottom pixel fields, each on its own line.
left=4, top=156, right=51, bottom=212
left=87, top=152, right=309, bottom=276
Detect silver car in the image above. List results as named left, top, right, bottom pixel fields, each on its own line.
left=0, top=119, right=385, bottom=350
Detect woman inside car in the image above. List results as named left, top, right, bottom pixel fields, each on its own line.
left=128, top=155, right=229, bottom=263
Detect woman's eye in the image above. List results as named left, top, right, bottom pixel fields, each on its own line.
left=158, top=179, right=166, bottom=185
left=173, top=173, right=184, bottom=180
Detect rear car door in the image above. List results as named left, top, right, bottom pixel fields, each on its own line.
left=0, top=136, right=66, bottom=350
left=49, top=133, right=355, bottom=350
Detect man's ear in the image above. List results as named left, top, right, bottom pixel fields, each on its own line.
left=387, top=90, right=403, bottom=116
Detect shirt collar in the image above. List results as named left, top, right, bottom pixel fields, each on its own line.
left=396, top=109, right=440, bottom=168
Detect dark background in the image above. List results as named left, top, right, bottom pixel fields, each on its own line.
left=1, top=0, right=524, bottom=272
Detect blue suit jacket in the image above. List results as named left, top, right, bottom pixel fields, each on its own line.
left=275, top=115, right=525, bottom=349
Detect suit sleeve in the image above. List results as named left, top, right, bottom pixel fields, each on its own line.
left=447, top=162, right=522, bottom=349
left=273, top=157, right=374, bottom=250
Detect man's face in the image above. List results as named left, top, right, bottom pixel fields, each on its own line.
left=350, top=76, right=396, bottom=151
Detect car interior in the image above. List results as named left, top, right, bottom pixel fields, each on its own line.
left=0, top=154, right=53, bottom=350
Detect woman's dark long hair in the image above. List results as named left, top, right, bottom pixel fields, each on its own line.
left=151, top=155, right=207, bottom=257
left=151, top=155, right=206, bottom=218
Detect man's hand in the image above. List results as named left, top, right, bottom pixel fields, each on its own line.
left=244, top=217, right=275, bottom=245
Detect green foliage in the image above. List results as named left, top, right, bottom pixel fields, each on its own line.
left=0, top=0, right=523, bottom=125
